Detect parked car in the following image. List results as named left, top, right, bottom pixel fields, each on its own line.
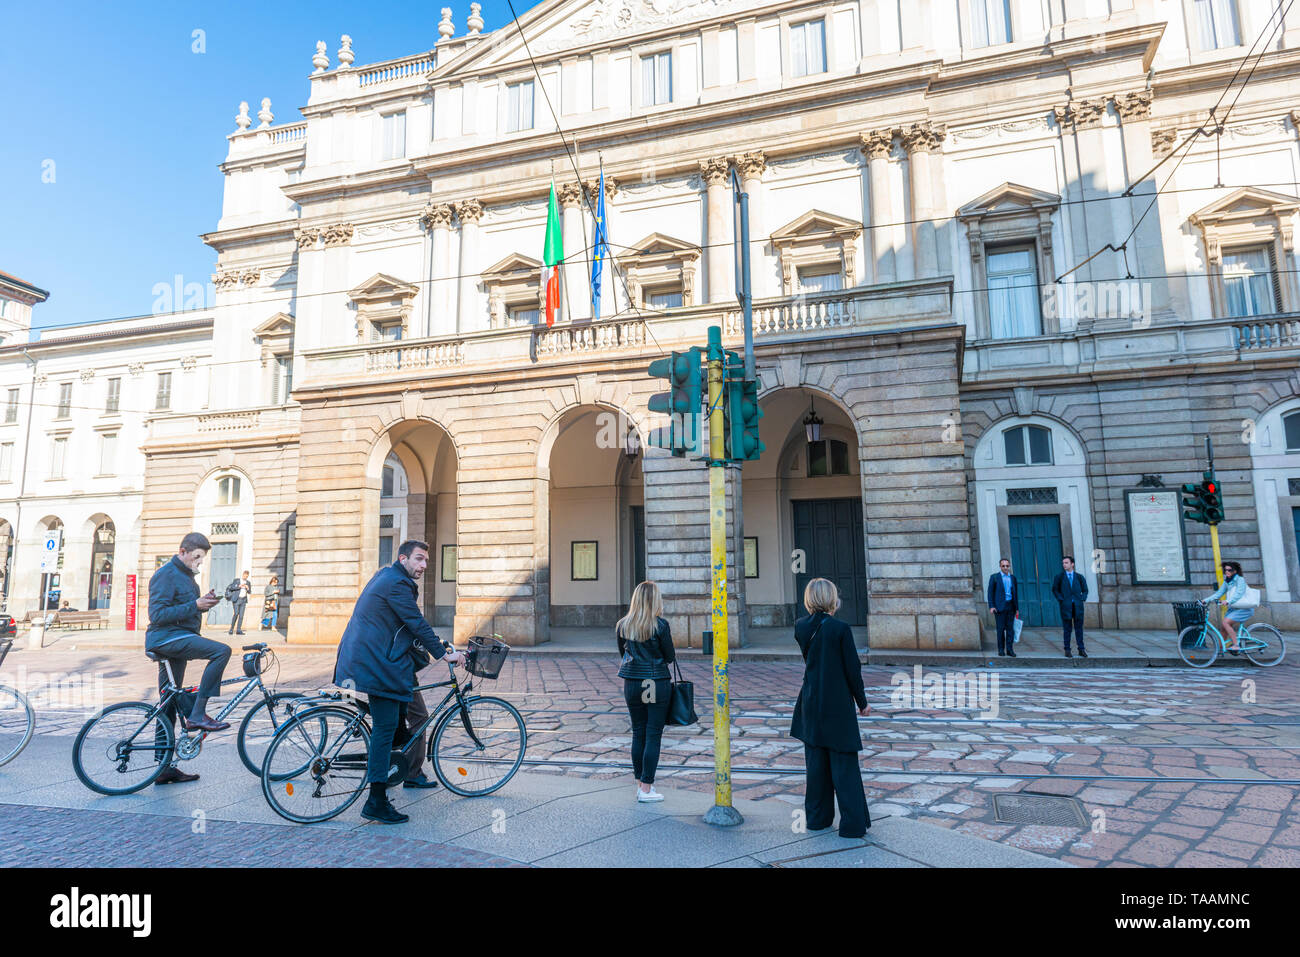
left=0, top=615, right=16, bottom=640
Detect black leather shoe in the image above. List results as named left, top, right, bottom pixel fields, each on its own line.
left=361, top=797, right=409, bottom=825
left=183, top=714, right=231, bottom=733
left=155, top=766, right=199, bottom=785
left=403, top=774, right=440, bottom=789
left=1064, top=650, right=1073, bottom=658
left=997, top=650, right=1005, bottom=657
left=1007, top=649, right=1017, bottom=657
left=1078, top=650, right=1088, bottom=658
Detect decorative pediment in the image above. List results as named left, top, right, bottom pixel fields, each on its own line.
left=481, top=252, right=543, bottom=283
left=253, top=312, right=295, bottom=362
left=253, top=312, right=295, bottom=339
left=348, top=273, right=419, bottom=304
left=619, top=234, right=700, bottom=308
left=957, top=183, right=1061, bottom=221
left=348, top=273, right=418, bottom=341
left=770, top=209, right=863, bottom=243
left=1189, top=187, right=1300, bottom=229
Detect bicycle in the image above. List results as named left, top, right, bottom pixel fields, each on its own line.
left=72, top=641, right=311, bottom=794
left=260, top=635, right=526, bottom=824
left=1174, top=601, right=1286, bottom=668
left=0, top=638, right=35, bottom=768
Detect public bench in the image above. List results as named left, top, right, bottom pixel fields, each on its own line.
left=53, top=610, right=110, bottom=630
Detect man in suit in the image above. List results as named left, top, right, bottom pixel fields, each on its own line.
left=227, top=570, right=251, bottom=636
left=1051, top=555, right=1089, bottom=658
left=986, top=557, right=1019, bottom=657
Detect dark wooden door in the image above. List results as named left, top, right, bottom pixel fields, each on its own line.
left=630, top=505, right=646, bottom=589
left=1008, top=514, right=1063, bottom=626
left=792, top=498, right=868, bottom=625
left=207, top=542, right=237, bottom=627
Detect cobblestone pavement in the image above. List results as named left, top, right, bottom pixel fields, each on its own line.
left=3, top=643, right=1298, bottom=867
left=0, top=803, right=528, bottom=867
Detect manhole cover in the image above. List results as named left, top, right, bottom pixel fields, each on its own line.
left=1248, top=714, right=1300, bottom=724
left=992, top=792, right=1088, bottom=827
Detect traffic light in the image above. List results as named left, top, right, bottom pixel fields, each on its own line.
left=647, top=348, right=703, bottom=456
left=647, top=348, right=702, bottom=417
left=723, top=376, right=764, bottom=462
left=1201, top=470, right=1223, bottom=525
left=1181, top=481, right=1207, bottom=524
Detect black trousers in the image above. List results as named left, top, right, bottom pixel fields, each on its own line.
left=804, top=743, right=870, bottom=838
left=367, top=697, right=408, bottom=786
left=624, top=678, right=671, bottom=784
left=152, top=632, right=232, bottom=755
left=405, top=685, right=429, bottom=780
left=1061, top=606, right=1085, bottom=652
left=994, top=609, right=1016, bottom=653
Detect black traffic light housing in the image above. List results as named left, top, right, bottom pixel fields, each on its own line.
left=647, top=348, right=703, bottom=456
left=1201, top=470, right=1223, bottom=525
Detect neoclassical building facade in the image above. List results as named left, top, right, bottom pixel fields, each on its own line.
left=11, top=0, right=1300, bottom=648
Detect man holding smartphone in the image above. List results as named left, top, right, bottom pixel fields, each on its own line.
left=145, top=532, right=234, bottom=780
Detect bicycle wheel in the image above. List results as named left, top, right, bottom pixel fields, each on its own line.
left=430, top=695, right=527, bottom=797
left=260, top=706, right=369, bottom=823
left=1243, top=624, right=1286, bottom=667
left=237, top=691, right=308, bottom=775
left=0, top=685, right=35, bottom=767
left=1177, top=625, right=1219, bottom=668
left=73, top=702, right=174, bottom=795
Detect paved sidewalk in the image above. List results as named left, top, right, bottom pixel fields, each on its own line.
left=0, top=735, right=1063, bottom=868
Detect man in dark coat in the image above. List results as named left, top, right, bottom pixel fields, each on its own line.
left=790, top=578, right=870, bottom=838
left=1051, top=555, right=1089, bottom=658
left=986, top=557, right=1019, bottom=657
left=334, top=539, right=464, bottom=824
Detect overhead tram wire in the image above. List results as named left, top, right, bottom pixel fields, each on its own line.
left=1059, top=0, right=1297, bottom=283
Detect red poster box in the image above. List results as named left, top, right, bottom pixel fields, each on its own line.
left=126, top=574, right=137, bottom=631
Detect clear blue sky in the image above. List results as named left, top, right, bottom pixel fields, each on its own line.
left=2, top=0, right=534, bottom=332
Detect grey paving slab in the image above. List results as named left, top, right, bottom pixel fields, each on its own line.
left=866, top=817, right=1074, bottom=867
left=771, top=844, right=927, bottom=868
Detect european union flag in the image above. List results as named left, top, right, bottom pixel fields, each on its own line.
left=590, top=167, right=609, bottom=318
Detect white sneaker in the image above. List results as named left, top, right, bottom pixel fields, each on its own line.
left=637, top=787, right=665, bottom=803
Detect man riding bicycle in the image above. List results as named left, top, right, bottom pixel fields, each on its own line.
left=145, top=532, right=232, bottom=784
left=1203, top=560, right=1252, bottom=655
left=334, top=539, right=465, bottom=825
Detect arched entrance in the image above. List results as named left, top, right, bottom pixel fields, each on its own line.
left=742, top=388, right=868, bottom=627
left=368, top=420, right=458, bottom=625
left=87, top=517, right=116, bottom=610
left=542, top=405, right=643, bottom=638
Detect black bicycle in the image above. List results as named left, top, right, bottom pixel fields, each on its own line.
left=72, top=642, right=311, bottom=794
left=260, top=635, right=526, bottom=823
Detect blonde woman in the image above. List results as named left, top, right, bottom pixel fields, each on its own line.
left=790, top=577, right=870, bottom=838
left=616, top=581, right=676, bottom=803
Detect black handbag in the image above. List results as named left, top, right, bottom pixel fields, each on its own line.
left=665, top=660, right=697, bottom=726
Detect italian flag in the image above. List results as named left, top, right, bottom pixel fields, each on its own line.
left=542, top=181, right=563, bottom=327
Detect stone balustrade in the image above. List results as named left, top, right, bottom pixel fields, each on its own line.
left=357, top=53, right=436, bottom=87
left=1234, top=315, right=1300, bottom=351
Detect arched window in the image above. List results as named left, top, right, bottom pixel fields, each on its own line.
left=808, top=438, right=850, bottom=476
left=1285, top=412, right=1300, bottom=452
left=1003, top=424, right=1053, bottom=466
left=217, top=475, right=241, bottom=506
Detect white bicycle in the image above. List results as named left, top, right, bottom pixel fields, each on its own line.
left=0, top=639, right=35, bottom=767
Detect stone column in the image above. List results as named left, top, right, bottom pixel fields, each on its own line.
left=1113, top=90, right=1172, bottom=319
left=700, top=157, right=732, bottom=303
left=734, top=151, right=768, bottom=297
left=901, top=122, right=945, bottom=281
left=860, top=129, right=896, bottom=285
left=421, top=202, right=455, bottom=335
left=559, top=182, right=588, bottom=321
left=455, top=199, right=483, bottom=334
left=1054, top=98, right=1111, bottom=293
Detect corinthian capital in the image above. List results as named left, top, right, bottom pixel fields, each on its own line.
left=1054, top=97, right=1107, bottom=131
left=900, top=121, right=946, bottom=154
left=733, top=150, right=767, bottom=180
left=321, top=222, right=355, bottom=247
left=583, top=176, right=617, bottom=204
left=1113, top=90, right=1153, bottom=121
left=558, top=181, right=585, bottom=208
left=698, top=156, right=730, bottom=186
left=455, top=198, right=484, bottom=224
left=859, top=128, right=895, bottom=160
left=420, top=202, right=455, bottom=230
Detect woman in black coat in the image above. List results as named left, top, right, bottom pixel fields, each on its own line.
left=616, top=580, right=676, bottom=803
left=790, top=577, right=870, bottom=838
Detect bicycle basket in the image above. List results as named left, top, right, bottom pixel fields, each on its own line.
left=242, top=651, right=264, bottom=678
left=1172, top=601, right=1206, bottom=632
left=465, top=635, right=509, bottom=679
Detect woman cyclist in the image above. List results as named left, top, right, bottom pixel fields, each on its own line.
left=1203, top=561, right=1251, bottom=655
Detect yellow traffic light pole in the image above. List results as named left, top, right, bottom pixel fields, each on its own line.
left=704, top=325, right=742, bottom=827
